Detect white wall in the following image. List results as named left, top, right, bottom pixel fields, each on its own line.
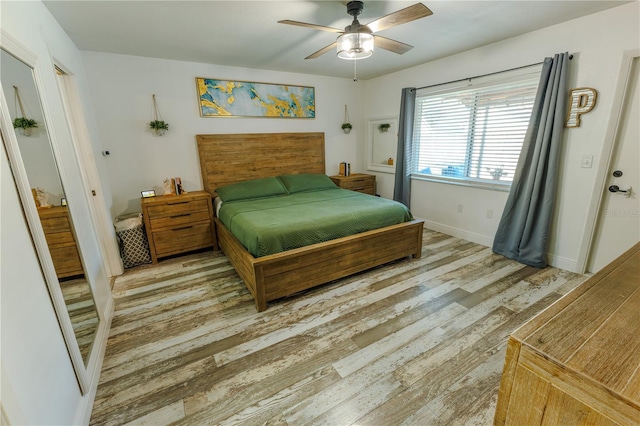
left=1, top=1, right=114, bottom=424
left=364, top=2, right=640, bottom=272
left=82, top=53, right=365, bottom=216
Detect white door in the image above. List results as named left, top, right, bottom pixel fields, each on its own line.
left=587, top=56, right=640, bottom=273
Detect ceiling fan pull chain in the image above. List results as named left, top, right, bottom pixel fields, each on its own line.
left=353, top=59, right=358, bottom=82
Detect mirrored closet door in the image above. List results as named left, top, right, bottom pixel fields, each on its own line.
left=1, top=47, right=99, bottom=391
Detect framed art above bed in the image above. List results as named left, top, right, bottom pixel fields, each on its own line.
left=196, top=78, right=315, bottom=118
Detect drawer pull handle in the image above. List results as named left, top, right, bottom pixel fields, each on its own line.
left=167, top=201, right=190, bottom=205
left=170, top=213, right=191, bottom=218
left=172, top=226, right=193, bottom=231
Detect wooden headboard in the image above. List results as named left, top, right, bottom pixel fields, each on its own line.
left=196, top=132, right=325, bottom=196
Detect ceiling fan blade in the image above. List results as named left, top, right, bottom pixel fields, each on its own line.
left=305, top=42, right=338, bottom=59
left=374, top=35, right=413, bottom=55
left=366, top=3, right=433, bottom=33
left=278, top=20, right=343, bottom=33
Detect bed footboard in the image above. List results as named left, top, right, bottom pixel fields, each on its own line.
left=215, top=218, right=424, bottom=312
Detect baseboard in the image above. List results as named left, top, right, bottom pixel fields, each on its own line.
left=422, top=219, right=580, bottom=273
left=422, top=219, right=494, bottom=247
left=74, top=294, right=114, bottom=425
left=546, top=253, right=579, bottom=273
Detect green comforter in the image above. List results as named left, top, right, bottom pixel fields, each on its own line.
left=218, top=188, right=413, bottom=257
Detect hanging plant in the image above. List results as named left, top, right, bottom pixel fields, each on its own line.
left=342, top=105, right=352, bottom=134
left=12, top=86, right=38, bottom=136
left=149, top=94, right=169, bottom=136
left=379, top=123, right=390, bottom=132
left=149, top=120, right=169, bottom=134
left=13, top=117, right=39, bottom=134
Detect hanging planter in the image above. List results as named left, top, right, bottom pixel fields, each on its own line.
left=379, top=123, right=390, bottom=132
left=342, top=105, right=352, bottom=134
left=149, top=120, right=169, bottom=136
left=149, top=94, right=169, bottom=136
left=12, top=86, right=38, bottom=137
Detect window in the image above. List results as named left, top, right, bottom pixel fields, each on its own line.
left=412, top=69, right=541, bottom=187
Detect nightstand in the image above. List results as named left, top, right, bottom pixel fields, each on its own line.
left=330, top=173, right=376, bottom=195
left=141, top=191, right=217, bottom=263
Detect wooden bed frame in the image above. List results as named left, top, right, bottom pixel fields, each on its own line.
left=196, top=132, right=424, bottom=312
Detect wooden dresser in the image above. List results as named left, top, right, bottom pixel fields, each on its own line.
left=141, top=191, right=217, bottom=263
left=494, top=242, right=640, bottom=426
left=38, top=206, right=84, bottom=279
left=330, top=173, right=376, bottom=195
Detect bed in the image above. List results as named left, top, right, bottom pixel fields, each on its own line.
left=197, top=132, right=424, bottom=311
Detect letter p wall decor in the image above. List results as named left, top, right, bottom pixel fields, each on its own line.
left=566, top=87, right=597, bottom=128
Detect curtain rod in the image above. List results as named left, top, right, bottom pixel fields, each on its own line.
left=413, top=54, right=573, bottom=92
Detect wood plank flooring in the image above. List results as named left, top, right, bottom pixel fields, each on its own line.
left=60, top=276, right=99, bottom=363
left=90, top=229, right=587, bottom=425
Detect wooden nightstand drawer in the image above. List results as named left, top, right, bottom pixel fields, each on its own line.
left=149, top=210, right=211, bottom=229
left=152, top=222, right=214, bottom=257
left=341, top=179, right=374, bottom=192
left=141, top=191, right=217, bottom=263
left=49, top=244, right=84, bottom=277
left=40, top=214, right=72, bottom=234
left=44, top=230, right=75, bottom=246
left=38, top=206, right=84, bottom=279
left=146, top=198, right=209, bottom=218
left=330, top=173, right=376, bottom=195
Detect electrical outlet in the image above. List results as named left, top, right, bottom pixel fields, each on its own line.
left=457, top=204, right=463, bottom=213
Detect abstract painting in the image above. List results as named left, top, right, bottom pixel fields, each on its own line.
left=196, top=78, right=315, bottom=118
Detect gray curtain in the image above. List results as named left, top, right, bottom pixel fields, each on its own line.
left=492, top=53, right=569, bottom=268
left=393, top=87, right=416, bottom=208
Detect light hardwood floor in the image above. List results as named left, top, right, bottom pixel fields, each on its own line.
left=90, top=229, right=587, bottom=425
left=60, top=276, right=99, bottom=363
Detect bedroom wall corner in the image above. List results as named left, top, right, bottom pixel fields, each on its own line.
left=363, top=2, right=640, bottom=272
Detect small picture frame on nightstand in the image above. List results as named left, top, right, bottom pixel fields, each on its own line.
left=141, top=190, right=156, bottom=198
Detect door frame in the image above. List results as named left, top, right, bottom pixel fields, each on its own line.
left=576, top=49, right=640, bottom=273
left=54, top=65, right=123, bottom=278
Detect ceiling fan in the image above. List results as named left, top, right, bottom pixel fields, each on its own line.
left=278, top=1, right=433, bottom=60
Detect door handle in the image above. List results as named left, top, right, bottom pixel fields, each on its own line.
left=608, top=185, right=632, bottom=198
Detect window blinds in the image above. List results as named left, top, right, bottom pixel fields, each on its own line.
left=413, top=74, right=540, bottom=184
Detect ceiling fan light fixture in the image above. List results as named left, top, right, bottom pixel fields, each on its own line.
left=337, top=32, right=374, bottom=60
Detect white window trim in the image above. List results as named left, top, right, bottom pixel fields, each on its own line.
left=411, top=173, right=511, bottom=192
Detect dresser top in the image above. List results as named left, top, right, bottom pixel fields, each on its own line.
left=514, top=242, right=640, bottom=403
left=329, top=173, right=374, bottom=180
left=140, top=190, right=210, bottom=206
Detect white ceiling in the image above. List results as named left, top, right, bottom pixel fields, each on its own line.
left=43, top=0, right=632, bottom=80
